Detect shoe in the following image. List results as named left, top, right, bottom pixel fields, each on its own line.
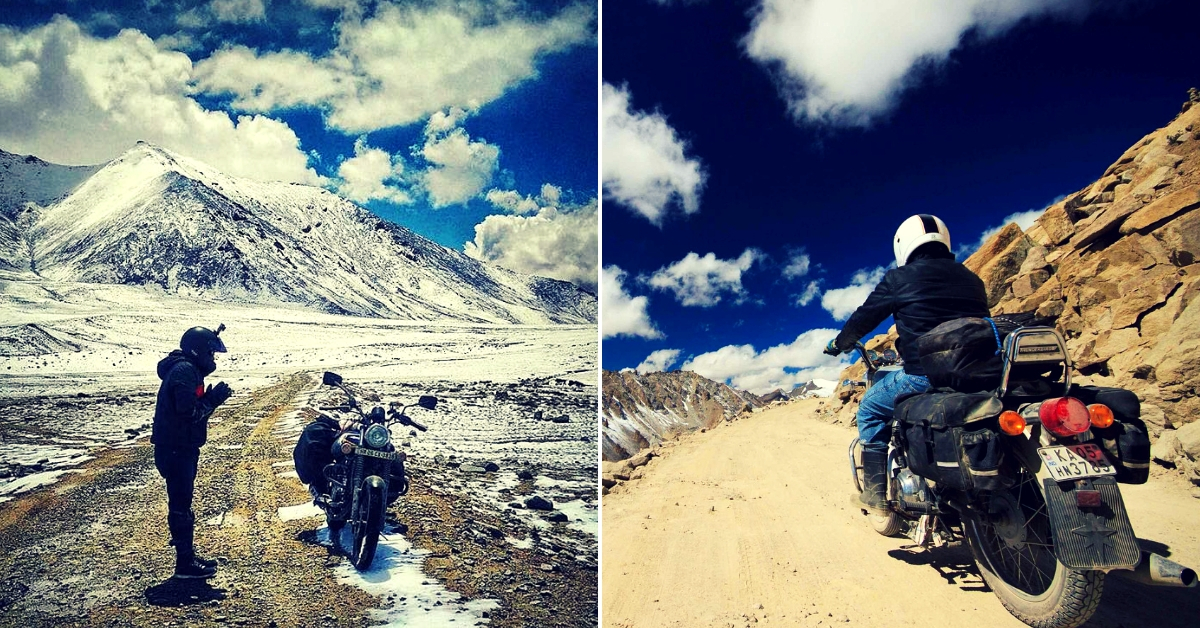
left=309, top=485, right=329, bottom=509
left=194, top=554, right=218, bottom=569
left=173, top=558, right=217, bottom=579
left=859, top=450, right=889, bottom=510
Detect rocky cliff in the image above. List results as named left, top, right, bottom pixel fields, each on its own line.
left=828, top=90, right=1200, bottom=482
left=601, top=369, right=764, bottom=461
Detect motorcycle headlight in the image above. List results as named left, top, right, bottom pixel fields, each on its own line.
left=364, top=424, right=391, bottom=449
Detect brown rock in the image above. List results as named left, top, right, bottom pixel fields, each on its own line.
left=1131, top=166, right=1174, bottom=197
left=1144, top=295, right=1200, bottom=389
left=965, top=223, right=1033, bottom=307
left=1121, top=186, right=1200, bottom=234
left=1140, top=274, right=1199, bottom=338
left=1037, top=203, right=1075, bottom=245
left=1019, top=246, right=1049, bottom=273
left=1082, top=174, right=1120, bottom=205
left=1011, top=270, right=1050, bottom=300
left=1142, top=404, right=1169, bottom=439
left=1070, top=197, right=1144, bottom=250
left=1151, top=208, right=1200, bottom=266
left=1093, top=328, right=1141, bottom=362
left=1110, top=265, right=1182, bottom=329
left=1036, top=299, right=1065, bottom=319
left=627, top=450, right=655, bottom=468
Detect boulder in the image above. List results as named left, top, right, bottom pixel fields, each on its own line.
left=1093, top=328, right=1142, bottom=362
left=1038, top=203, right=1076, bottom=245
left=1019, top=246, right=1049, bottom=273
left=1153, top=429, right=1182, bottom=463
left=1109, top=265, right=1181, bottom=329
left=627, top=450, right=655, bottom=468
left=524, top=496, right=554, bottom=511
left=1140, top=275, right=1198, bottom=338
left=1011, top=270, right=1050, bottom=300
left=1141, top=403, right=1169, bottom=437
left=1150, top=205, right=1200, bottom=266
left=1070, top=197, right=1144, bottom=250
left=1177, top=421, right=1200, bottom=461
left=965, top=223, right=1033, bottom=307
left=601, top=473, right=617, bottom=488
left=1130, top=165, right=1174, bottom=197
left=1121, top=186, right=1200, bottom=234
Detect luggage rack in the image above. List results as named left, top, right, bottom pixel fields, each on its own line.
left=996, top=326, right=1072, bottom=398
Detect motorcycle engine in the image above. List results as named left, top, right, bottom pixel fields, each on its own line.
left=896, top=468, right=932, bottom=511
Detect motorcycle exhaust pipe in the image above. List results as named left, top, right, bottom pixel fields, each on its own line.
left=1118, top=552, right=1197, bottom=588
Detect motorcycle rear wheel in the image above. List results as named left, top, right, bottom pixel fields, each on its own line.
left=351, top=484, right=384, bottom=570
left=964, top=472, right=1103, bottom=628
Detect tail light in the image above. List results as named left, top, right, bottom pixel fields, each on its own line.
left=1088, top=403, right=1115, bottom=429
left=1038, top=397, right=1091, bottom=437
left=998, top=410, right=1026, bottom=436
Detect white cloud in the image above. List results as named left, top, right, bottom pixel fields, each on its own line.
left=0, top=17, right=319, bottom=183
left=602, top=265, right=662, bottom=339
left=646, top=248, right=759, bottom=307
left=743, top=0, right=1089, bottom=127
left=335, top=138, right=410, bottom=204
left=957, top=201, right=1059, bottom=257
left=602, top=82, right=705, bottom=224
left=782, top=250, right=811, bottom=279
left=194, top=2, right=593, bottom=133
left=795, top=280, right=822, bottom=307
left=636, top=348, right=681, bottom=374
left=419, top=120, right=500, bottom=207
left=682, top=328, right=844, bottom=394
left=464, top=197, right=597, bottom=290
left=484, top=184, right=561, bottom=215
left=821, top=266, right=887, bottom=320
left=210, top=0, right=267, bottom=23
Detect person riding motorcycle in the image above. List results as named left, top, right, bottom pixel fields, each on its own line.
left=823, top=215, right=989, bottom=509
left=151, top=325, right=233, bottom=579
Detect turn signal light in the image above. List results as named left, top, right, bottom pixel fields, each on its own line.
left=1039, top=397, right=1091, bottom=438
left=998, top=410, right=1026, bottom=435
left=1088, top=403, right=1115, bottom=429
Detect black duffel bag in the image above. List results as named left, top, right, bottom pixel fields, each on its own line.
left=917, top=317, right=1004, bottom=393
left=294, top=415, right=340, bottom=490
left=895, top=391, right=1009, bottom=492
left=1070, top=385, right=1150, bottom=484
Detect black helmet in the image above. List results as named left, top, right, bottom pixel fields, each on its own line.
left=180, top=325, right=227, bottom=358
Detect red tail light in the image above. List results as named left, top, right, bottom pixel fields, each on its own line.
left=1039, top=397, right=1091, bottom=437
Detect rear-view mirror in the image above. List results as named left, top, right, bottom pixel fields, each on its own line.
left=322, top=371, right=343, bottom=386
left=418, top=395, right=438, bottom=410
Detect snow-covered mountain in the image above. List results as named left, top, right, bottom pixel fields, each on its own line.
left=789, top=379, right=837, bottom=399
left=0, top=143, right=595, bottom=324
left=602, top=369, right=764, bottom=461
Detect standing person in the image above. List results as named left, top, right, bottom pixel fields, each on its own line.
left=823, top=215, right=989, bottom=509
left=151, top=325, right=233, bottom=579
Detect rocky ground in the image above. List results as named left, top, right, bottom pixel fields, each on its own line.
left=0, top=373, right=597, bottom=627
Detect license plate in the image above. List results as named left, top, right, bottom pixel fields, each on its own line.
left=355, top=447, right=398, bottom=461
left=1038, top=444, right=1115, bottom=480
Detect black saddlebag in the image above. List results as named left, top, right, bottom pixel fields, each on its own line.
left=1070, top=385, right=1150, bottom=484
left=294, top=416, right=340, bottom=489
left=895, top=391, right=1009, bottom=492
left=916, top=317, right=1004, bottom=393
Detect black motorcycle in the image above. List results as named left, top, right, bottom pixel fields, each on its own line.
left=846, top=328, right=1196, bottom=628
left=315, top=371, right=435, bottom=570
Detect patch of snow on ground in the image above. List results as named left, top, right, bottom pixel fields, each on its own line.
left=0, top=469, right=75, bottom=496
left=278, top=501, right=324, bottom=522
left=319, top=524, right=500, bottom=627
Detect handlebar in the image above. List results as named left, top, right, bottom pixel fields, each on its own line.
left=318, top=405, right=351, bottom=411
left=408, top=419, right=428, bottom=432
left=855, top=342, right=878, bottom=373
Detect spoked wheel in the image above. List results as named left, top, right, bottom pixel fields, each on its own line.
left=965, top=471, right=1103, bottom=628
left=350, top=483, right=384, bottom=570
left=850, top=440, right=902, bottom=537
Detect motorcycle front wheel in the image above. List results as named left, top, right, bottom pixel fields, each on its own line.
left=964, top=471, right=1103, bottom=628
left=852, top=442, right=902, bottom=536
left=351, top=482, right=384, bottom=570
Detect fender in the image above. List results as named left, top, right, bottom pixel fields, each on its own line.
left=362, top=475, right=386, bottom=491
left=1008, top=427, right=1141, bottom=571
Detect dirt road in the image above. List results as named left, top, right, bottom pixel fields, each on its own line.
left=0, top=373, right=597, bottom=627
left=601, top=399, right=1200, bottom=628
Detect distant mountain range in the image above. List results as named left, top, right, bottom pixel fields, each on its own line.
left=0, top=143, right=595, bottom=325
left=602, top=369, right=764, bottom=461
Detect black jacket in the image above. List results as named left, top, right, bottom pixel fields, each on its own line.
left=151, top=351, right=212, bottom=449
left=833, top=256, right=989, bottom=376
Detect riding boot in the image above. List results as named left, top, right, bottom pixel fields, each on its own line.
left=859, top=450, right=888, bottom=510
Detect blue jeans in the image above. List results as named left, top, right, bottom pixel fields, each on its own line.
left=856, top=370, right=931, bottom=454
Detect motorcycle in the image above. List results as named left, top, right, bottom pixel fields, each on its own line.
left=845, top=328, right=1196, bottom=628
left=314, top=371, right=436, bottom=570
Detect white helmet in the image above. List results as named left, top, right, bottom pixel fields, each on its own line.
left=893, top=214, right=951, bottom=267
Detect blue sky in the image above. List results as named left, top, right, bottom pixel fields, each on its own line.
left=601, top=0, right=1198, bottom=393
left=0, top=0, right=597, bottom=290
